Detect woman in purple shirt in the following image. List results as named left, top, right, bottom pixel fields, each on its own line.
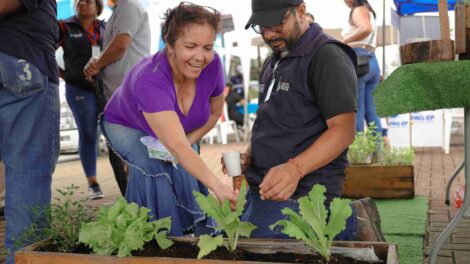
left=101, top=3, right=236, bottom=235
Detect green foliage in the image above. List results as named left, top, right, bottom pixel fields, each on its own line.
left=458, top=0, right=470, bottom=4
left=348, top=123, right=415, bottom=165
left=380, top=147, right=415, bottom=165
left=193, top=181, right=257, bottom=259
left=270, top=185, right=352, bottom=262
left=348, top=123, right=382, bottom=164
left=14, top=184, right=97, bottom=253
left=79, top=197, right=172, bottom=257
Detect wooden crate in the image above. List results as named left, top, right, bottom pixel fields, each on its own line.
left=15, top=238, right=399, bottom=264
left=343, top=165, right=414, bottom=199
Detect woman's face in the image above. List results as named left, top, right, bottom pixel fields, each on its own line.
left=76, top=0, right=97, bottom=18
left=168, top=23, right=216, bottom=80
left=344, top=0, right=355, bottom=8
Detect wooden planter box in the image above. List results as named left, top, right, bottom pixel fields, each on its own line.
left=343, top=165, right=414, bottom=199
left=15, top=237, right=398, bottom=264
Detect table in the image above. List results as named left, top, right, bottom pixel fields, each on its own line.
left=373, top=61, right=470, bottom=264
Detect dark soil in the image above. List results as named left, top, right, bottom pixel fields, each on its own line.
left=135, top=240, right=372, bottom=263
left=37, top=243, right=92, bottom=254
left=37, top=240, right=374, bottom=263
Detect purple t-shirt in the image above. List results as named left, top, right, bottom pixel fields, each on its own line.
left=104, top=51, right=225, bottom=137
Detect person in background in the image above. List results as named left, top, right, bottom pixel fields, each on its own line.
left=58, top=0, right=106, bottom=199
left=84, top=0, right=151, bottom=196
left=101, top=3, right=237, bottom=235
left=225, top=0, right=385, bottom=242
left=341, top=0, right=382, bottom=137
left=230, top=65, right=245, bottom=98
left=306, top=12, right=314, bottom=24
left=225, top=82, right=246, bottom=128
left=0, top=0, right=60, bottom=263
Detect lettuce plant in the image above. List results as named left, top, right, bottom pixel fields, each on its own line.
left=193, top=181, right=257, bottom=259
left=79, top=197, right=173, bottom=257
left=270, top=184, right=352, bottom=262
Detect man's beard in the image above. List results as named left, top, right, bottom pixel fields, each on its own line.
left=264, top=21, right=302, bottom=56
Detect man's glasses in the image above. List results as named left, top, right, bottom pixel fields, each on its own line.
left=251, top=7, right=296, bottom=34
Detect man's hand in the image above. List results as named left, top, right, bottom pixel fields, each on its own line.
left=259, top=162, right=301, bottom=201
left=83, top=57, right=100, bottom=81
left=221, top=152, right=251, bottom=175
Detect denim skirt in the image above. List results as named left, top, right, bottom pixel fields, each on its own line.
left=101, top=119, right=212, bottom=236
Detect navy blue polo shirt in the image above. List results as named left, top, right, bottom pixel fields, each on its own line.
left=246, top=24, right=357, bottom=199
left=0, top=0, right=59, bottom=83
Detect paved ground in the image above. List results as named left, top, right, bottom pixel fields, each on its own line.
left=0, top=137, right=468, bottom=263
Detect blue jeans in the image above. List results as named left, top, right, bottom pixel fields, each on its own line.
left=65, top=83, right=98, bottom=177
left=241, top=189, right=357, bottom=240
left=354, top=48, right=382, bottom=134
left=0, top=52, right=59, bottom=264
left=101, top=120, right=212, bottom=236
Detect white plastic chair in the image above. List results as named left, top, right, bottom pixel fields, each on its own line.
left=219, top=103, right=240, bottom=144
left=201, top=103, right=240, bottom=144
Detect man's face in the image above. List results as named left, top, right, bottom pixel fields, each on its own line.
left=260, top=7, right=302, bottom=55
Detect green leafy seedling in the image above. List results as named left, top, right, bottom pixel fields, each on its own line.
left=193, top=181, right=257, bottom=259
left=270, top=184, right=352, bottom=262
left=79, top=197, right=173, bottom=257
left=14, top=184, right=97, bottom=253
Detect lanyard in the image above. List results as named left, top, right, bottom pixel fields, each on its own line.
left=86, top=23, right=99, bottom=46
left=264, top=60, right=280, bottom=102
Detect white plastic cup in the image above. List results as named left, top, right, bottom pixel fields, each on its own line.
left=222, top=151, right=241, bottom=177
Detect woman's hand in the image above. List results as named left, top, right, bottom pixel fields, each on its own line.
left=212, top=181, right=238, bottom=210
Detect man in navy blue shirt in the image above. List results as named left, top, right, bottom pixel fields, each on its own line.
left=230, top=0, right=385, bottom=242
left=0, top=1, right=59, bottom=263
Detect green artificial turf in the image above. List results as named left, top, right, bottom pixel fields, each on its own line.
left=375, top=197, right=428, bottom=264
left=373, top=61, right=470, bottom=117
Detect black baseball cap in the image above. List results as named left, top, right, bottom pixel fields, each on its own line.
left=245, top=0, right=303, bottom=29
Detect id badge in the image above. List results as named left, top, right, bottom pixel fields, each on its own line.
left=264, top=60, right=280, bottom=102
left=264, top=79, right=275, bottom=102
left=91, top=45, right=101, bottom=58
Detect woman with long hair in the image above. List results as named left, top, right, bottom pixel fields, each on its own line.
left=342, top=0, right=383, bottom=136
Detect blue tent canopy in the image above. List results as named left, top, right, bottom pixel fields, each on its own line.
left=394, top=0, right=457, bottom=16
left=57, top=0, right=74, bottom=20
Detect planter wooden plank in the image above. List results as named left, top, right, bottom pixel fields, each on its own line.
left=343, top=165, right=414, bottom=199
left=467, top=5, right=470, bottom=28
left=400, top=39, right=454, bottom=65
left=15, top=238, right=399, bottom=264
left=438, top=0, right=450, bottom=41
left=455, top=4, right=467, bottom=54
